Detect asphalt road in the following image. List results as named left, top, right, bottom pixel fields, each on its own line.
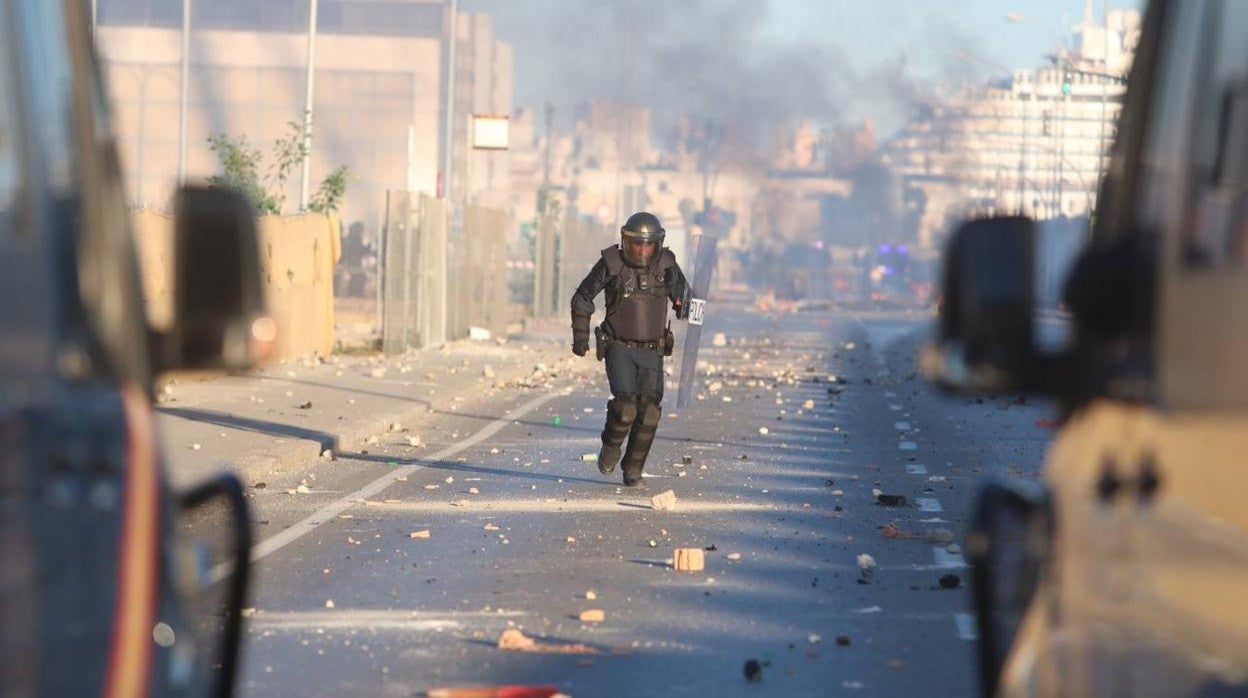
left=229, top=306, right=1054, bottom=697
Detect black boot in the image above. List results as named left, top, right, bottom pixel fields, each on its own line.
left=598, top=396, right=636, bottom=475
left=621, top=397, right=661, bottom=487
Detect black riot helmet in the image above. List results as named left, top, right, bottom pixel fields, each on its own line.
left=620, top=211, right=665, bottom=267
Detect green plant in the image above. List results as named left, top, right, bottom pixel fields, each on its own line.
left=308, top=165, right=350, bottom=214
left=206, top=133, right=279, bottom=214
left=207, top=112, right=350, bottom=216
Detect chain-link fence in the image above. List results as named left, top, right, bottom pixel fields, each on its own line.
left=383, top=192, right=515, bottom=352
left=381, top=191, right=448, bottom=353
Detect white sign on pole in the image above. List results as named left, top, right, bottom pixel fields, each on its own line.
left=471, top=115, right=510, bottom=150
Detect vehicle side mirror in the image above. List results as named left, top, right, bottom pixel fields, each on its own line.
left=157, top=186, right=273, bottom=372
left=922, top=216, right=1037, bottom=391
left=965, top=480, right=1053, bottom=698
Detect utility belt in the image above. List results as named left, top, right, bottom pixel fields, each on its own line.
left=595, top=324, right=674, bottom=360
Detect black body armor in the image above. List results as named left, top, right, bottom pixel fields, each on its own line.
left=571, top=245, right=687, bottom=344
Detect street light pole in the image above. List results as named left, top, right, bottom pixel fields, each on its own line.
left=177, top=0, right=190, bottom=185
left=299, top=0, right=319, bottom=211
left=441, top=0, right=459, bottom=201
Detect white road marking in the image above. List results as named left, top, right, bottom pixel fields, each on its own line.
left=250, top=609, right=527, bottom=632
left=932, top=546, right=966, bottom=568
left=917, top=497, right=943, bottom=512
left=212, top=391, right=562, bottom=583
left=955, top=612, right=979, bottom=640
left=893, top=421, right=911, bottom=431
left=905, top=464, right=928, bottom=475
left=899, top=441, right=918, bottom=451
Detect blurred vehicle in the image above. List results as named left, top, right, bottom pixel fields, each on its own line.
left=0, top=2, right=268, bottom=696
left=924, top=0, right=1248, bottom=696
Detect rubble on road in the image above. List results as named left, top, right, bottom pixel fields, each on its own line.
left=578, top=609, right=605, bottom=623
left=650, top=489, right=677, bottom=511
left=674, top=548, right=705, bottom=572
left=857, top=553, right=877, bottom=582
left=496, top=628, right=598, bottom=655
left=409, top=530, right=431, bottom=539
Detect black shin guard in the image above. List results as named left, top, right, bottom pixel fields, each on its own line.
left=622, top=396, right=662, bottom=485
left=599, top=396, right=637, bottom=475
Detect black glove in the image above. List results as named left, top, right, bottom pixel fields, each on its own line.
left=572, top=338, right=589, bottom=357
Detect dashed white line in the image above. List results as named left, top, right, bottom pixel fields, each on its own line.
left=893, top=421, right=912, bottom=431
left=932, top=546, right=966, bottom=568
left=917, top=497, right=943, bottom=512
left=955, top=613, right=979, bottom=640
left=899, top=441, right=918, bottom=451
left=905, top=464, right=928, bottom=475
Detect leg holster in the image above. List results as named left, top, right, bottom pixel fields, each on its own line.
left=622, top=395, right=662, bottom=483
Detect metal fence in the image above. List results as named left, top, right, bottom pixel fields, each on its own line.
left=382, top=192, right=513, bottom=353
left=381, top=191, right=448, bottom=353
left=557, top=210, right=615, bottom=315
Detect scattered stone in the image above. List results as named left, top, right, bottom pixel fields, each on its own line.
left=468, top=487, right=480, bottom=495
left=409, top=530, right=431, bottom=539
left=191, top=443, right=202, bottom=451
left=648, top=540, right=658, bottom=548
left=482, top=365, right=496, bottom=379
left=835, top=635, right=851, bottom=647
left=681, top=455, right=694, bottom=465
left=578, top=609, right=605, bottom=623
left=370, top=367, right=386, bottom=378
left=424, top=484, right=440, bottom=490
left=803, top=399, right=815, bottom=410
left=296, top=400, right=312, bottom=409
left=743, top=658, right=762, bottom=682
left=484, top=523, right=500, bottom=531
left=872, top=488, right=908, bottom=507
left=240, top=608, right=257, bottom=618
left=406, top=435, right=424, bottom=447
left=497, top=628, right=596, bottom=655
left=808, top=633, right=822, bottom=644
left=712, top=333, right=728, bottom=348
left=650, top=489, right=678, bottom=511
left=252, top=482, right=267, bottom=489
left=857, top=553, right=877, bottom=582
left=882, top=523, right=917, bottom=539
left=939, top=573, right=961, bottom=590
left=726, top=552, right=742, bottom=561
left=294, top=484, right=311, bottom=495
left=585, top=590, right=597, bottom=600
left=324, top=599, right=335, bottom=609
left=389, top=422, right=403, bottom=432
left=758, top=427, right=770, bottom=435
left=926, top=528, right=957, bottom=545
left=321, top=449, right=334, bottom=460
left=674, top=548, right=705, bottom=572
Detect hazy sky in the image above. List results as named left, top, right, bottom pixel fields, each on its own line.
left=464, top=0, right=1145, bottom=136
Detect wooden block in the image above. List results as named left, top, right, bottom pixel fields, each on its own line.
left=674, top=547, right=705, bottom=572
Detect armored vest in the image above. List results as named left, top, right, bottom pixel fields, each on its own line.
left=602, top=245, right=674, bottom=341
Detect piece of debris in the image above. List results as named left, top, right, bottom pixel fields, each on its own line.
left=240, top=607, right=257, bottom=618
left=743, top=658, right=762, bottom=682
left=835, top=635, right=851, bottom=647
left=406, top=435, right=424, bottom=447
left=758, top=427, right=770, bottom=435
left=726, top=552, right=742, bottom=561
left=674, top=548, right=705, bottom=572
left=857, top=553, right=877, bottom=582
left=484, top=523, right=499, bottom=531
left=681, top=455, right=694, bottom=465
left=585, top=590, right=597, bottom=600
left=320, top=449, right=334, bottom=460
left=578, top=609, right=605, bottom=623
left=566, top=536, right=577, bottom=543
left=581, top=453, right=598, bottom=462
left=294, top=484, right=311, bottom=495
left=445, top=476, right=455, bottom=484
left=496, top=628, right=597, bottom=655
left=803, top=399, right=815, bottom=410
left=190, top=443, right=201, bottom=451
left=712, top=333, right=728, bottom=348
left=424, top=484, right=440, bottom=490
left=252, top=482, right=267, bottom=489
left=324, top=599, right=335, bottom=609
left=409, top=530, right=431, bottom=539
left=882, top=522, right=917, bottom=539
left=926, top=528, right=956, bottom=545
left=808, top=633, right=822, bottom=644
left=939, top=573, right=961, bottom=589
left=482, top=365, right=496, bottom=379
left=370, top=367, right=386, bottom=378
left=296, top=400, right=312, bottom=409
left=648, top=540, right=658, bottom=548
left=650, top=489, right=678, bottom=511
left=872, top=488, right=908, bottom=507
left=469, top=487, right=480, bottom=495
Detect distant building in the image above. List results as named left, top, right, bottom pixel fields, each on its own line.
left=96, top=0, right=512, bottom=232
left=881, top=4, right=1142, bottom=249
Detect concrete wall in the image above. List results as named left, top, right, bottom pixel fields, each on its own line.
left=133, top=208, right=341, bottom=361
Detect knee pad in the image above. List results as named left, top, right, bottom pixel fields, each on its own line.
left=638, top=398, right=662, bottom=428
left=609, top=395, right=639, bottom=425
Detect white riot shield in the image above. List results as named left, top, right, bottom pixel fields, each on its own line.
left=676, top=235, right=719, bottom=409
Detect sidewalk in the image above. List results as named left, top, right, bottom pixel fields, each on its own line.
left=155, top=324, right=582, bottom=489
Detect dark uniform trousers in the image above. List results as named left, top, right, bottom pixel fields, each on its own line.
left=602, top=342, right=664, bottom=482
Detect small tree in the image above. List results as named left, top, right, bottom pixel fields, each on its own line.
left=207, top=113, right=350, bottom=216
left=308, top=164, right=350, bottom=214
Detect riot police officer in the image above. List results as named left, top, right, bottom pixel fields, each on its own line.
left=571, top=212, right=688, bottom=487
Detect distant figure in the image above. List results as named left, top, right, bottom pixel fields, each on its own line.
left=570, top=212, right=688, bottom=487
